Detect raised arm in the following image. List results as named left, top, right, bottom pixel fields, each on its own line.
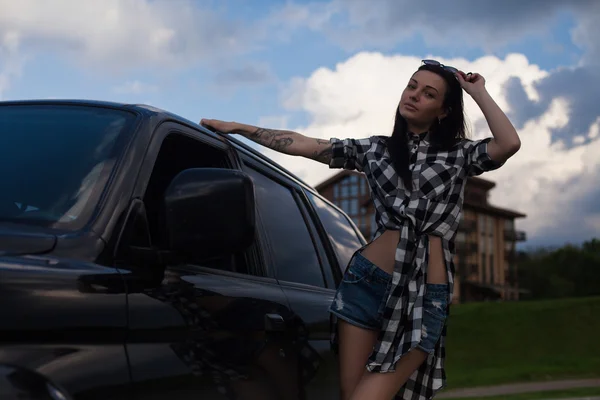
left=200, top=119, right=333, bottom=164
left=456, top=71, right=521, bottom=164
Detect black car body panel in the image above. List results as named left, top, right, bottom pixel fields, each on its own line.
left=0, top=254, right=131, bottom=399
left=0, top=99, right=366, bottom=399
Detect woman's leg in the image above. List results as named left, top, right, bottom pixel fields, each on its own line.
left=338, top=320, right=379, bottom=400
left=348, top=348, right=429, bottom=400
left=349, top=237, right=450, bottom=400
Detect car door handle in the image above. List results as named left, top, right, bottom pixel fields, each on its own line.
left=264, top=313, right=286, bottom=332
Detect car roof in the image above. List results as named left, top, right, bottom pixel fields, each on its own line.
left=0, top=99, right=330, bottom=202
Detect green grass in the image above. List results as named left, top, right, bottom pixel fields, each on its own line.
left=451, top=386, right=600, bottom=400
left=445, top=296, right=600, bottom=388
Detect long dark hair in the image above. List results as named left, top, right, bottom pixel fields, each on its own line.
left=386, top=63, right=467, bottom=189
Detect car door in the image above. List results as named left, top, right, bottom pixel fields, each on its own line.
left=298, top=188, right=367, bottom=399
left=239, top=158, right=365, bottom=400
left=119, top=124, right=301, bottom=400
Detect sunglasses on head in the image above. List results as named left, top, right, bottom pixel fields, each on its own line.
left=422, top=59, right=459, bottom=74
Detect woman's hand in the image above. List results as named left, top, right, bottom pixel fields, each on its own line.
left=455, top=71, right=487, bottom=98
left=459, top=70, right=521, bottom=164
left=200, top=118, right=239, bottom=133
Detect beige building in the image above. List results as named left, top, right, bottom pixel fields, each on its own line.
left=315, top=171, right=527, bottom=303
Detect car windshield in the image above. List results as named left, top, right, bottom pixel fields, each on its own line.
left=0, top=104, right=136, bottom=230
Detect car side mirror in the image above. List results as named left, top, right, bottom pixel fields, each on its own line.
left=163, top=168, right=255, bottom=260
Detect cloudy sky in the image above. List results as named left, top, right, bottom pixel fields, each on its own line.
left=1, top=0, right=599, bottom=248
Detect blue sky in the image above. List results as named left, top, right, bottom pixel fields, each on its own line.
left=1, top=0, right=599, bottom=247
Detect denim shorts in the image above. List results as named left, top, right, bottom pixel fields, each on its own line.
left=417, top=283, right=449, bottom=354
left=329, top=252, right=449, bottom=353
left=329, top=252, right=392, bottom=331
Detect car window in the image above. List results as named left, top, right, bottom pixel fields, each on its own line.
left=142, top=131, right=261, bottom=276
left=0, top=104, right=135, bottom=230
left=305, top=191, right=364, bottom=273
left=245, top=166, right=326, bottom=287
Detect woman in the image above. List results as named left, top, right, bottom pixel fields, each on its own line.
left=200, top=60, right=521, bottom=400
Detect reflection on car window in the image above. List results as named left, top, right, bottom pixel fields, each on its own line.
left=306, top=192, right=364, bottom=273
left=0, top=104, right=134, bottom=230
left=245, top=167, right=325, bottom=287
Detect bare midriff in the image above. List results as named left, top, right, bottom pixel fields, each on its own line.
left=360, top=230, right=448, bottom=284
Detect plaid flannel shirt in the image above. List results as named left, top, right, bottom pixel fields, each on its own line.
left=328, top=132, right=503, bottom=399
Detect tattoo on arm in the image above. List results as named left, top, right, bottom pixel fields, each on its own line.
left=311, top=138, right=333, bottom=164
left=313, top=147, right=332, bottom=164
left=249, top=128, right=296, bottom=153
left=247, top=128, right=332, bottom=162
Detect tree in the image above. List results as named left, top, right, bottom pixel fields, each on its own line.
left=517, top=238, right=600, bottom=300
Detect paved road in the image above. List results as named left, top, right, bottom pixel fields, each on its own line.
left=549, top=397, right=600, bottom=400
left=437, top=378, right=600, bottom=398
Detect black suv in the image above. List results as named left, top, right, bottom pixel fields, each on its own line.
left=0, top=100, right=366, bottom=400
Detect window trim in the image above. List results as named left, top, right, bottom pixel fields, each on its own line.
left=127, top=122, right=268, bottom=278
left=302, top=188, right=367, bottom=285
left=241, top=158, right=330, bottom=289
left=179, top=264, right=279, bottom=285
left=291, top=188, right=334, bottom=289
left=132, top=121, right=233, bottom=198
left=300, top=189, right=345, bottom=285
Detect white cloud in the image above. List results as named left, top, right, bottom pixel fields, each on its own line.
left=487, top=98, right=600, bottom=235
left=0, top=31, right=27, bottom=99
left=0, top=0, right=285, bottom=98
left=570, top=1, right=600, bottom=64
left=589, top=118, right=600, bottom=139
left=276, top=1, right=597, bottom=55
left=112, top=80, right=158, bottom=95
left=258, top=52, right=599, bottom=244
left=257, top=115, right=290, bottom=130
left=214, top=63, right=275, bottom=87
left=0, top=0, right=260, bottom=72
left=268, top=2, right=338, bottom=32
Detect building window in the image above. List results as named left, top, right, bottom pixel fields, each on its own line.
left=339, top=199, right=346, bottom=211
left=480, top=231, right=486, bottom=253
left=487, top=216, right=494, bottom=234
left=481, top=252, right=487, bottom=282
left=350, top=200, right=358, bottom=216
left=360, top=177, right=367, bottom=195
left=477, top=213, right=498, bottom=285
left=329, top=174, right=373, bottom=237
left=341, top=185, right=349, bottom=197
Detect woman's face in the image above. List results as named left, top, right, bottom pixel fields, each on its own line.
left=398, top=70, right=448, bottom=128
